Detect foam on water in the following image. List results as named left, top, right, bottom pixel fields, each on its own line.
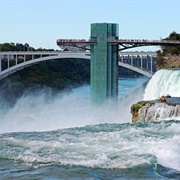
left=0, top=122, right=179, bottom=171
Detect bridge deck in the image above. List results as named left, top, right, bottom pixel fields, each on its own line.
left=57, top=39, right=180, bottom=51
left=0, top=51, right=157, bottom=56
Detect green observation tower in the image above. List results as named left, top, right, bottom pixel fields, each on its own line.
left=90, top=23, right=119, bottom=105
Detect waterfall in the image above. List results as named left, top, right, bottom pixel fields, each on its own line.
left=143, top=69, right=180, bottom=100
left=135, top=69, right=180, bottom=122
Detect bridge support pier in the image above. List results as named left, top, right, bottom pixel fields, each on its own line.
left=7, top=55, right=10, bottom=69
left=151, top=56, right=153, bottom=74
left=24, top=55, right=25, bottom=62
left=15, top=55, right=18, bottom=65
left=90, top=23, right=119, bottom=105
left=0, top=55, right=1, bottom=72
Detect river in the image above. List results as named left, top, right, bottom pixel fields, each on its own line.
left=0, top=72, right=179, bottom=179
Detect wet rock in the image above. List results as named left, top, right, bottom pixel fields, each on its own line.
left=131, top=97, right=180, bottom=123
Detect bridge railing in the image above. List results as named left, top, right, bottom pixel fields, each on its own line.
left=117, top=39, right=180, bottom=44
left=57, top=38, right=180, bottom=44
left=118, top=54, right=156, bottom=75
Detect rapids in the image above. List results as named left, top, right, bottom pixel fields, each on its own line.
left=0, top=72, right=179, bottom=179
left=0, top=121, right=180, bottom=179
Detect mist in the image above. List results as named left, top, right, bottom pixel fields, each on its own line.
left=0, top=81, right=147, bottom=134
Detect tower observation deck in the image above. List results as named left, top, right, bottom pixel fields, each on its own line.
left=57, top=23, right=180, bottom=105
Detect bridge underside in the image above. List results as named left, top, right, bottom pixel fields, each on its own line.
left=118, top=43, right=157, bottom=51
left=118, top=62, right=152, bottom=77
left=118, top=42, right=180, bottom=51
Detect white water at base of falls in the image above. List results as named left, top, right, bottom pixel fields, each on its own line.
left=143, top=69, right=180, bottom=100
left=138, top=103, right=180, bottom=122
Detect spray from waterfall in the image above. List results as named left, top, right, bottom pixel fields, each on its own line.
left=0, top=78, right=147, bottom=133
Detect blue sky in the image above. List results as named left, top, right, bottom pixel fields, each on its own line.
left=0, top=0, right=179, bottom=51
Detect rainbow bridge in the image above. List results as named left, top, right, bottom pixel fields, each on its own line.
left=0, top=51, right=157, bottom=80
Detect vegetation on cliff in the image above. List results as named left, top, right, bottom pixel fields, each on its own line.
left=131, top=101, right=148, bottom=123
left=0, top=42, right=55, bottom=52
left=156, top=32, right=180, bottom=69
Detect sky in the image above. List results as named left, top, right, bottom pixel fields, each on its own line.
left=0, top=0, right=180, bottom=51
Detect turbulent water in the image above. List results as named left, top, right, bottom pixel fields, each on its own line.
left=0, top=122, right=180, bottom=179
left=0, top=74, right=180, bottom=179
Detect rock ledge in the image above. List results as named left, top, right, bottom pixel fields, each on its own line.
left=131, top=96, right=180, bottom=123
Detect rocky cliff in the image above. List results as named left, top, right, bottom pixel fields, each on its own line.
left=156, top=55, right=180, bottom=69
left=131, top=96, right=180, bottom=123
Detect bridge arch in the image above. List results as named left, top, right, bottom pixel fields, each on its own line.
left=118, top=62, right=152, bottom=77
left=0, top=53, right=90, bottom=80
left=0, top=52, right=155, bottom=80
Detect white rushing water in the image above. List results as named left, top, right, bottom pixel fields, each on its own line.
left=143, top=69, right=180, bottom=100
left=1, top=122, right=180, bottom=171
left=138, top=103, right=180, bottom=122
